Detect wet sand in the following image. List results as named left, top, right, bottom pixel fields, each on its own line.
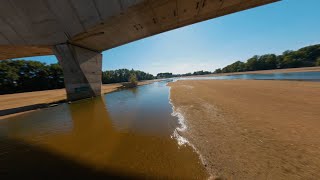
left=0, top=80, right=159, bottom=119
left=168, top=80, right=320, bottom=179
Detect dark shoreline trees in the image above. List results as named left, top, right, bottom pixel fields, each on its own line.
left=102, top=69, right=154, bottom=84
left=0, top=61, right=154, bottom=95
left=0, top=60, right=64, bottom=95
left=156, top=70, right=211, bottom=78
left=214, top=44, right=320, bottom=73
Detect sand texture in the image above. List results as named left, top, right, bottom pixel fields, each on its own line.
left=169, top=80, right=320, bottom=179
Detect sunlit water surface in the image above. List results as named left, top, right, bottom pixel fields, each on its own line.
left=0, top=80, right=208, bottom=179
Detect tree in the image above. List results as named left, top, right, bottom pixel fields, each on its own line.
left=102, top=69, right=154, bottom=84
left=217, top=44, right=320, bottom=73
left=214, top=68, right=222, bottom=74
left=0, top=60, right=64, bottom=94
left=221, top=61, right=246, bottom=73
left=245, top=56, right=260, bottom=71
left=193, top=70, right=211, bottom=75
left=316, top=58, right=320, bottom=66
left=47, top=64, right=64, bottom=89
left=258, top=54, right=278, bottom=70
left=129, top=73, right=138, bottom=86
left=0, top=61, right=19, bottom=94
left=156, top=72, right=173, bottom=78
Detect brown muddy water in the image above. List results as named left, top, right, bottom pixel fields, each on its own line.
left=0, top=80, right=208, bottom=179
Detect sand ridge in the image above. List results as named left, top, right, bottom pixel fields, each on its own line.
left=169, top=80, right=320, bottom=179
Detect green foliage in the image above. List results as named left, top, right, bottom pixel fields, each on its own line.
left=214, top=44, right=320, bottom=73
left=156, top=72, right=173, bottom=78
left=222, top=61, right=246, bottom=73
left=0, top=60, right=64, bottom=94
left=102, top=69, right=154, bottom=84
left=156, top=70, right=212, bottom=78
left=214, top=68, right=222, bottom=73
left=193, top=70, right=211, bottom=75
left=0, top=60, right=154, bottom=94
left=128, top=73, right=138, bottom=87
left=121, top=72, right=140, bottom=88
left=315, top=57, right=320, bottom=66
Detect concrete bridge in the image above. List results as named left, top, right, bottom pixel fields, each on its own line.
left=0, top=0, right=278, bottom=101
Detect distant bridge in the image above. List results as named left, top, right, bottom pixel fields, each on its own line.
left=0, top=0, right=279, bottom=101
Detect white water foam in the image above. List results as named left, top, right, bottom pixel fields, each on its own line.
left=167, top=82, right=213, bottom=179
left=167, top=83, right=188, bottom=145
left=167, top=83, right=208, bottom=161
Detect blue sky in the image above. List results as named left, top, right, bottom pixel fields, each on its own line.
left=18, top=0, right=320, bottom=75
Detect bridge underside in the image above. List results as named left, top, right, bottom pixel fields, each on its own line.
left=0, top=0, right=279, bottom=101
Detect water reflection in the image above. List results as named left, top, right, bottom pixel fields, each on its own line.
left=0, top=82, right=207, bottom=179
left=106, top=82, right=178, bottom=135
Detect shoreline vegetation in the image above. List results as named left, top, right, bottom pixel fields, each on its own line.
left=1, top=44, right=319, bottom=94
left=156, top=44, right=320, bottom=78
left=196, top=66, right=320, bottom=78
left=169, top=80, right=320, bottom=179
left=0, top=61, right=155, bottom=95
left=213, top=44, right=320, bottom=74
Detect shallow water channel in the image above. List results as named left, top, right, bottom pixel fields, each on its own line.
left=179, top=71, right=320, bottom=81
left=0, top=80, right=208, bottom=179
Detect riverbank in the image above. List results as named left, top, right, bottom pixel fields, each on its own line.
left=0, top=80, right=159, bottom=119
left=168, top=80, right=320, bottom=179
left=194, top=66, right=320, bottom=78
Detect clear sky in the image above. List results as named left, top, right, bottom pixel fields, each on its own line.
left=17, top=0, right=320, bottom=75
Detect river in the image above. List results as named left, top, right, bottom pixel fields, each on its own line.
left=1, top=71, right=320, bottom=179
left=0, top=80, right=208, bottom=179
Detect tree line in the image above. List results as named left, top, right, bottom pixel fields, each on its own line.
left=0, top=60, right=64, bottom=95
left=156, top=44, right=320, bottom=78
left=102, top=69, right=154, bottom=84
left=214, top=44, right=320, bottom=73
left=156, top=70, right=211, bottom=78
left=0, top=60, right=154, bottom=95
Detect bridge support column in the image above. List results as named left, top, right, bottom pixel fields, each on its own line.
left=53, top=44, right=102, bottom=101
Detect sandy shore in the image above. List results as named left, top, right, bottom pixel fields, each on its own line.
left=0, top=80, right=159, bottom=119
left=168, top=80, right=320, bottom=179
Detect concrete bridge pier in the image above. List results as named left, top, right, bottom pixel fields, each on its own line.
left=53, top=44, right=102, bottom=101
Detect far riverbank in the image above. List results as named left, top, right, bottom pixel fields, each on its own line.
left=183, top=66, right=320, bottom=78
left=0, top=79, right=160, bottom=119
